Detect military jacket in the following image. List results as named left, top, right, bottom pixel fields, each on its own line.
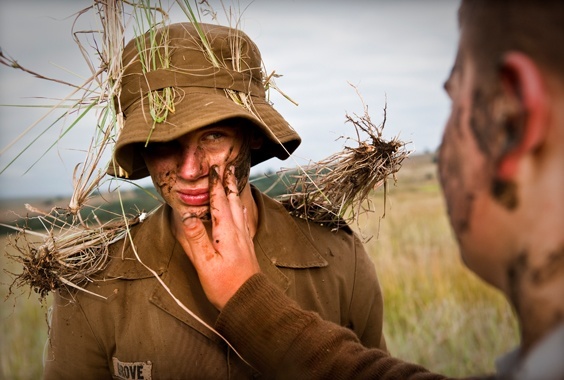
left=44, top=188, right=386, bottom=379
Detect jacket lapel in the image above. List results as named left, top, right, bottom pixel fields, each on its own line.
left=106, top=205, right=223, bottom=342
left=149, top=241, right=223, bottom=343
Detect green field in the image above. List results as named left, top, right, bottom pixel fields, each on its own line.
left=0, top=154, right=519, bottom=378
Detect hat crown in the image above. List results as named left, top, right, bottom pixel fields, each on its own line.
left=119, top=22, right=265, bottom=113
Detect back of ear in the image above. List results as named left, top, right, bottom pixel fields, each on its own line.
left=496, top=52, right=549, bottom=182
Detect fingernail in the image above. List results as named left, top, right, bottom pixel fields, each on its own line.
left=183, top=215, right=197, bottom=227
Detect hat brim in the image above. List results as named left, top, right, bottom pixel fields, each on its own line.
left=108, top=87, right=300, bottom=179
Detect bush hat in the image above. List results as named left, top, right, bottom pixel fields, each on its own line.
left=109, top=22, right=301, bottom=179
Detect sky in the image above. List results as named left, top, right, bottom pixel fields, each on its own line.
left=0, top=0, right=460, bottom=199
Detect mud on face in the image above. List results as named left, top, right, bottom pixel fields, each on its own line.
left=225, top=132, right=252, bottom=195
left=153, top=169, right=177, bottom=198
left=470, top=86, right=522, bottom=210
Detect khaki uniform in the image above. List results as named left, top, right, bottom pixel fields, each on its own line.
left=44, top=188, right=386, bottom=379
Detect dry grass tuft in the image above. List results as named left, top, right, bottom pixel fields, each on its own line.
left=0, top=1, right=165, bottom=300
left=279, top=92, right=410, bottom=229
left=2, top=204, right=145, bottom=300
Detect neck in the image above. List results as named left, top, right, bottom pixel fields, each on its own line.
left=509, top=244, right=564, bottom=354
left=510, top=114, right=564, bottom=354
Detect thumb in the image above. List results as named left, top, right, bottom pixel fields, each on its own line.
left=181, top=216, right=215, bottom=265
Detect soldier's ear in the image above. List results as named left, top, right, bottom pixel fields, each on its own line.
left=495, top=52, right=549, bottom=181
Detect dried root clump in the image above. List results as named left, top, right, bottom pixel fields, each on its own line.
left=3, top=205, right=144, bottom=300
left=278, top=100, right=410, bottom=229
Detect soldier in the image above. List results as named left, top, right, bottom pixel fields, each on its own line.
left=43, top=22, right=387, bottom=379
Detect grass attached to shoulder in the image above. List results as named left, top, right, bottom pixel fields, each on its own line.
left=363, top=181, right=519, bottom=377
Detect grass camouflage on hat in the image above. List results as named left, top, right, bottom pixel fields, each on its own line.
left=110, top=22, right=301, bottom=179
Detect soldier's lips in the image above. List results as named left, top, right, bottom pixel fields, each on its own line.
left=177, top=189, right=209, bottom=206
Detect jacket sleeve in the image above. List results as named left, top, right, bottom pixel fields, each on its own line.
left=349, top=233, right=387, bottom=350
left=43, top=290, right=111, bottom=380
left=215, top=273, right=451, bottom=380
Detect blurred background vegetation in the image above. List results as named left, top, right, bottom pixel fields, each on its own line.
left=0, top=153, right=518, bottom=379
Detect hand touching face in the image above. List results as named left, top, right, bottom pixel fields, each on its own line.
left=177, top=165, right=260, bottom=310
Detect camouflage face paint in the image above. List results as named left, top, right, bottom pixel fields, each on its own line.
left=153, top=170, right=177, bottom=203
left=470, top=86, right=522, bottom=210
left=529, top=246, right=564, bottom=286
left=224, top=132, right=252, bottom=195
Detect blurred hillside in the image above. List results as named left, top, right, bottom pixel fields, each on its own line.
left=0, top=152, right=437, bottom=234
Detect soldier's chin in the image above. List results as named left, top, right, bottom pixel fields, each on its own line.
left=181, top=209, right=211, bottom=222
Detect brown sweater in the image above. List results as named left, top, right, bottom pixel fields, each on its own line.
left=216, top=273, right=454, bottom=380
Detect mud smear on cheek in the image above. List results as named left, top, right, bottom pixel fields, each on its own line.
left=155, top=170, right=177, bottom=197
left=471, top=89, right=519, bottom=210
left=197, top=146, right=205, bottom=174
left=224, top=137, right=251, bottom=195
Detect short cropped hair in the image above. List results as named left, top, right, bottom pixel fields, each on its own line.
left=459, top=0, right=564, bottom=87
left=457, top=1, right=564, bottom=204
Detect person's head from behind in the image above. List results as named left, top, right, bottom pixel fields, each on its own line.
left=439, top=0, right=564, bottom=347
left=109, top=23, right=301, bottom=220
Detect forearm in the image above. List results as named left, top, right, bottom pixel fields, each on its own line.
left=216, top=273, right=450, bottom=380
